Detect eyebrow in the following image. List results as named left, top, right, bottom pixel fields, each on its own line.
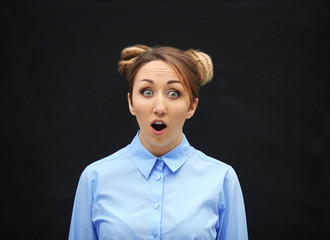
left=139, top=79, right=182, bottom=85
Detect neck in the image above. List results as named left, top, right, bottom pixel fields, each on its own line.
left=138, top=132, right=183, bottom=157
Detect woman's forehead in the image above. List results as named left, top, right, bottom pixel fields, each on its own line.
left=135, top=60, right=179, bottom=80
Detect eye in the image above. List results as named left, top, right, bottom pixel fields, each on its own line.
left=167, top=90, right=181, bottom=98
left=141, top=88, right=153, bottom=97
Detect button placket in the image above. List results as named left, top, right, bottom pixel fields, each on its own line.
left=148, top=158, right=165, bottom=239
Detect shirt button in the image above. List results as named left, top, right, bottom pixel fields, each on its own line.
left=155, top=175, right=161, bottom=181
left=152, top=232, right=158, bottom=238
left=154, top=203, right=159, bottom=209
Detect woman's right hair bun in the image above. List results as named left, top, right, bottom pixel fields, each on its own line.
left=185, top=49, right=213, bottom=86
left=118, top=44, right=151, bottom=75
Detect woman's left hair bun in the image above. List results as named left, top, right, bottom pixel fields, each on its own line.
left=118, top=44, right=151, bottom=75
left=184, top=49, right=213, bottom=86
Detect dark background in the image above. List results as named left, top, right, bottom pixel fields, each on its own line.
left=3, top=0, right=330, bottom=239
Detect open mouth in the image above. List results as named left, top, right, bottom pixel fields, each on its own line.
left=151, top=121, right=167, bottom=132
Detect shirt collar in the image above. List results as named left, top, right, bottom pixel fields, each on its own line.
left=129, top=131, right=192, bottom=180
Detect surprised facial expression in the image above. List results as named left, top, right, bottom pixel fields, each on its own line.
left=128, top=60, right=198, bottom=157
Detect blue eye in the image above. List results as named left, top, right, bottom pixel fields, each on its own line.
left=167, top=90, right=180, bottom=98
left=141, top=89, right=153, bottom=97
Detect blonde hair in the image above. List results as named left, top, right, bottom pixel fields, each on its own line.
left=118, top=44, right=213, bottom=104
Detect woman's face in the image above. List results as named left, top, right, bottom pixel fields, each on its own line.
left=128, top=60, right=198, bottom=157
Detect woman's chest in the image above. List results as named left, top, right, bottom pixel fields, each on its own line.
left=91, top=175, right=220, bottom=240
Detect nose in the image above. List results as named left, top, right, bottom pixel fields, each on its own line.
left=153, top=95, right=166, bottom=115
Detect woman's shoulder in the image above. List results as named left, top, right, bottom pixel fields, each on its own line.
left=83, top=145, right=130, bottom=173
left=187, top=146, right=240, bottom=184
left=189, top=146, right=233, bottom=171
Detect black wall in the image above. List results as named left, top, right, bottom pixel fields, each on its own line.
left=3, top=0, right=330, bottom=239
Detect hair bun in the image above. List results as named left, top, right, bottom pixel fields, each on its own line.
left=185, top=49, right=213, bottom=86
left=118, top=44, right=151, bottom=75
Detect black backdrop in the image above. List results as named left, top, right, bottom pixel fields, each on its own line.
left=3, top=0, right=330, bottom=239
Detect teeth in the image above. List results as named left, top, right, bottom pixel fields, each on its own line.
left=154, top=121, right=163, bottom=125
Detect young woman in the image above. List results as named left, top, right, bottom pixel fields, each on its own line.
left=69, top=45, right=248, bottom=240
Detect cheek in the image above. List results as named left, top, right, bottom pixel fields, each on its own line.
left=134, top=106, right=148, bottom=119
left=132, top=100, right=150, bottom=121
left=131, top=93, right=148, bottom=111
left=171, top=105, right=190, bottom=123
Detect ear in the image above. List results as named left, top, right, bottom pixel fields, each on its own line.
left=186, top=98, right=199, bottom=119
left=127, top=93, right=136, bottom=116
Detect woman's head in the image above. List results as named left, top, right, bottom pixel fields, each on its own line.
left=118, top=44, right=213, bottom=105
left=118, top=44, right=214, bottom=156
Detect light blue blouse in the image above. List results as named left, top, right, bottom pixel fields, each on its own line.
left=69, top=132, right=248, bottom=240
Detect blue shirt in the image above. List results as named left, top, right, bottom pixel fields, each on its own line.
left=69, top=132, right=248, bottom=240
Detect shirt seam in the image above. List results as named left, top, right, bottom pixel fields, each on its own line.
left=192, top=150, right=231, bottom=168
left=87, top=147, right=130, bottom=168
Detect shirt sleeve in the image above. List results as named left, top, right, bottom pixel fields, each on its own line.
left=217, top=167, right=248, bottom=240
left=69, top=168, right=98, bottom=240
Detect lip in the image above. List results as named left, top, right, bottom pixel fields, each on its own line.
left=151, top=119, right=167, bottom=125
left=151, top=119, right=167, bottom=136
